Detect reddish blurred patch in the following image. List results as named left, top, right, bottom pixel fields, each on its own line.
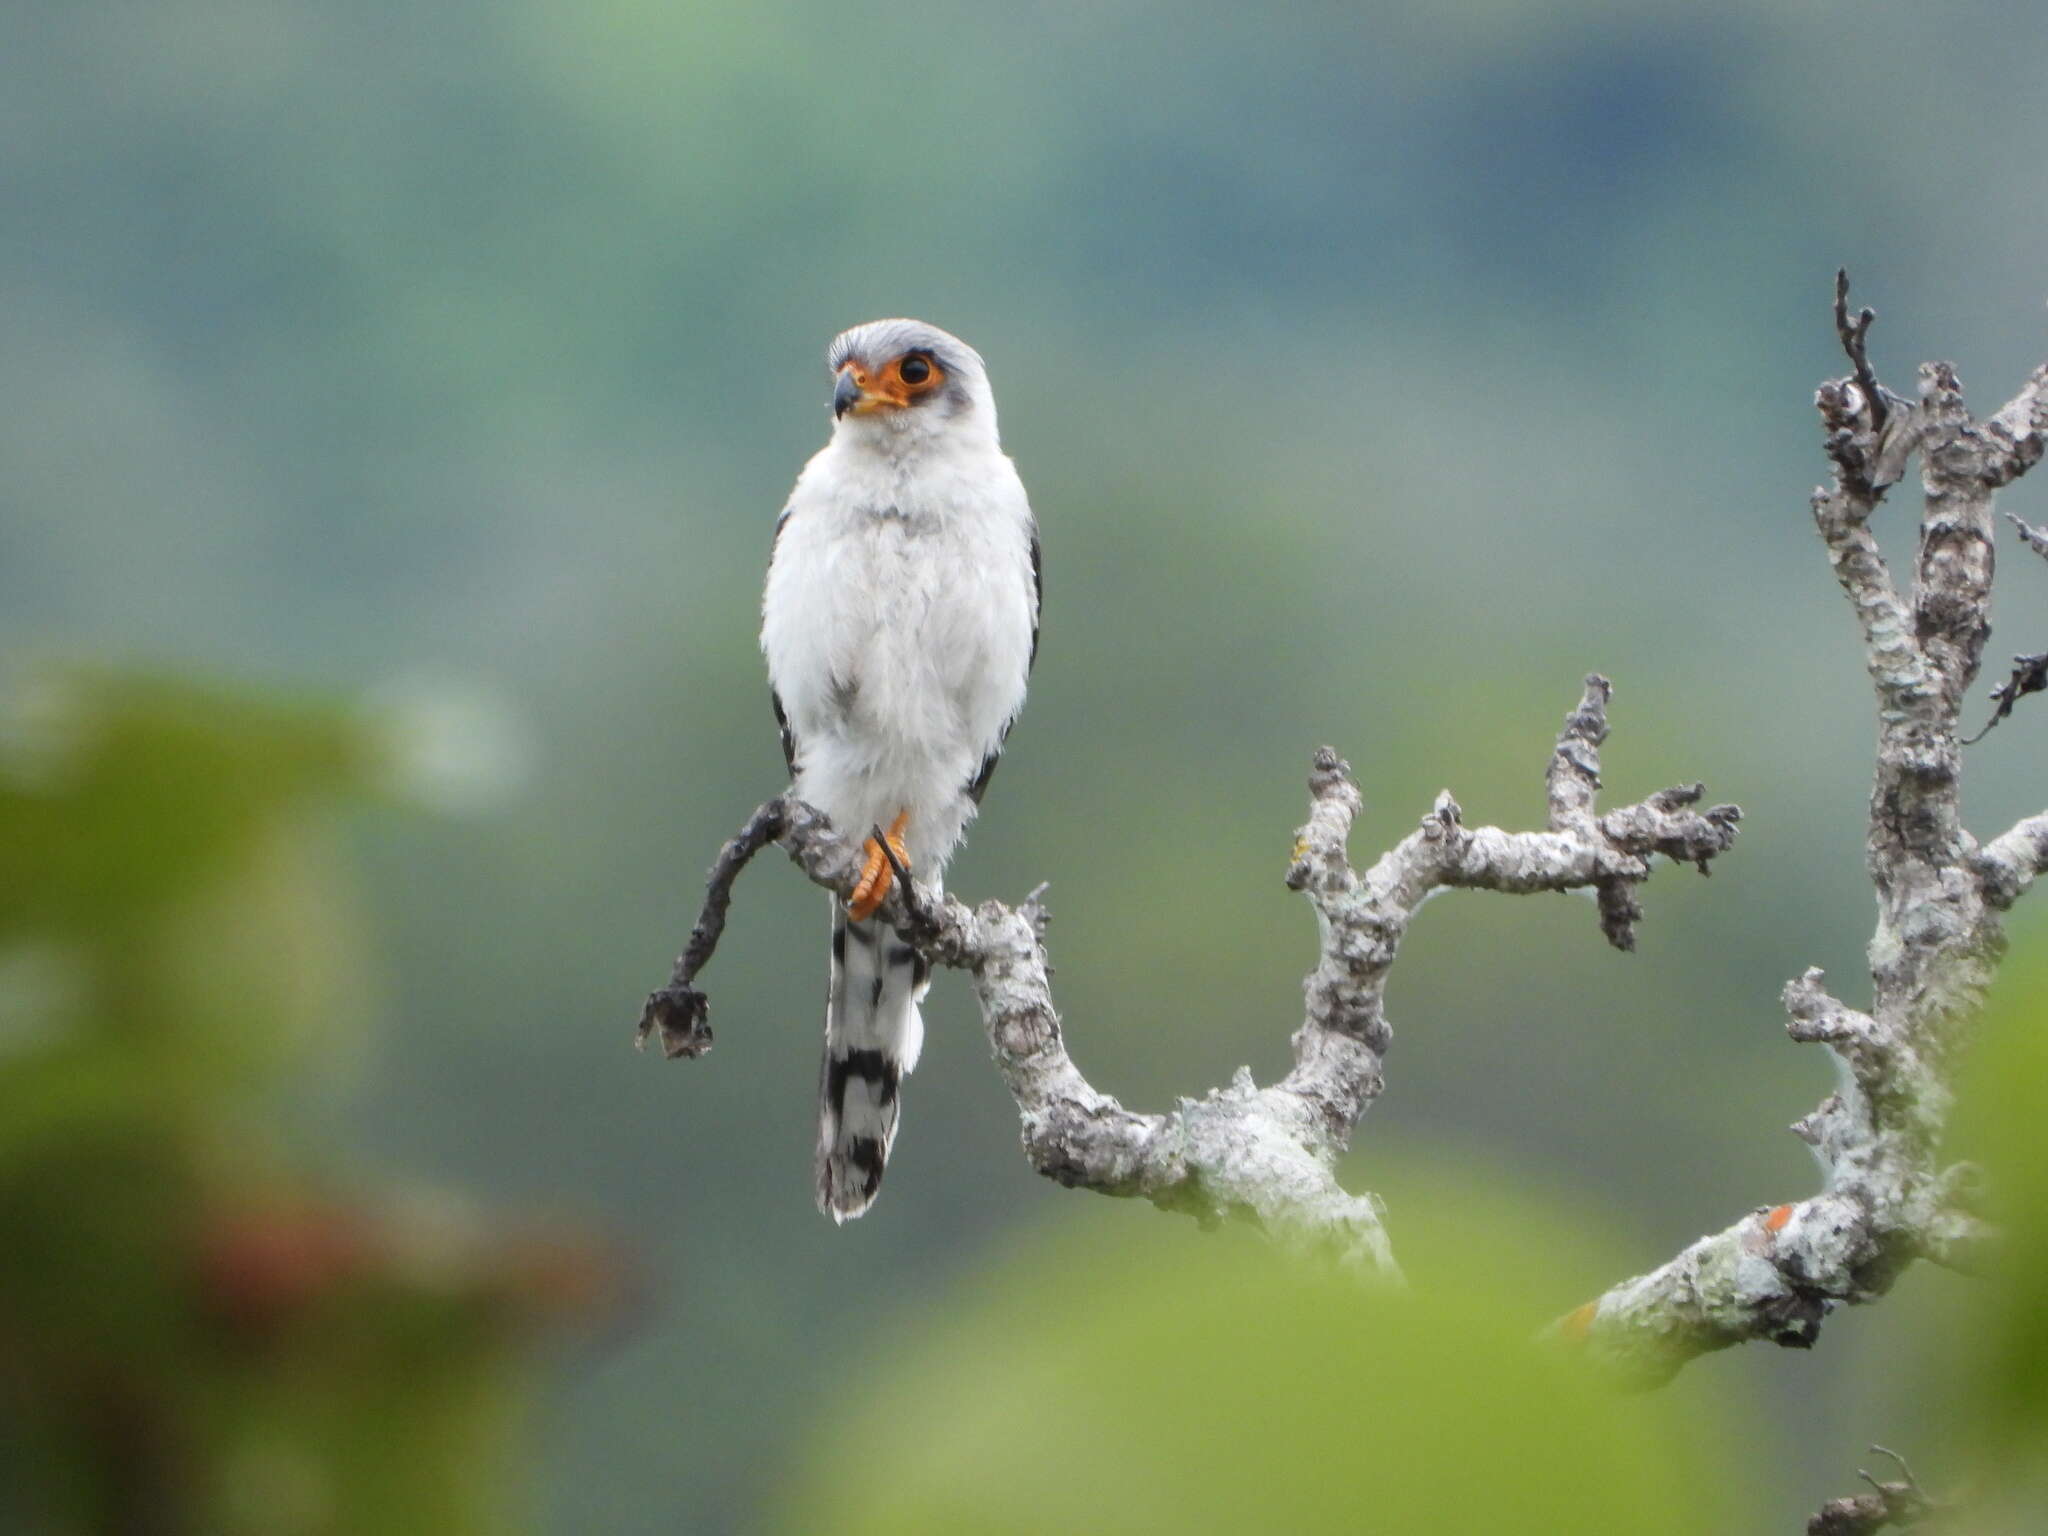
left=194, top=1200, right=372, bottom=1336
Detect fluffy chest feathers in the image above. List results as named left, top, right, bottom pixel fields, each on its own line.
left=760, top=434, right=1035, bottom=863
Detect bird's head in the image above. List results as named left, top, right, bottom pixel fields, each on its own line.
left=825, top=319, right=997, bottom=451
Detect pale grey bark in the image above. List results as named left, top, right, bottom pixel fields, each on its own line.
left=1976, top=811, right=2048, bottom=910
left=1806, top=1448, right=1943, bottom=1535
left=642, top=679, right=1736, bottom=1276
left=1569, top=279, right=2048, bottom=1386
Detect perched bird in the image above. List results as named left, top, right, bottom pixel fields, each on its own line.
left=760, top=319, right=1040, bottom=1221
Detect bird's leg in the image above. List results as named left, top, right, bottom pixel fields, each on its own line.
left=847, top=809, right=910, bottom=921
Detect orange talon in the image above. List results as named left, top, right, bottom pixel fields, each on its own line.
left=848, top=810, right=911, bottom=921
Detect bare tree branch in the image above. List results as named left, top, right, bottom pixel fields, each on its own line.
left=1566, top=280, right=2045, bottom=1386
left=1963, top=512, right=2048, bottom=743
left=1834, top=268, right=1892, bottom=446
left=636, top=797, right=793, bottom=1061
left=644, top=678, right=1734, bottom=1274
left=1979, top=366, right=2048, bottom=488
left=1811, top=277, right=1926, bottom=714
left=2012, top=510, right=2048, bottom=560
left=1961, top=651, right=2048, bottom=745
left=1965, top=509, right=2048, bottom=847
left=1806, top=1447, right=1943, bottom=1535
left=1914, top=360, right=2002, bottom=720
left=1975, top=812, right=2048, bottom=911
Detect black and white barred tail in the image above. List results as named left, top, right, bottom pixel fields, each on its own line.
left=816, top=899, right=928, bottom=1221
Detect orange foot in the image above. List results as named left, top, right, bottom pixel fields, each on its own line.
left=848, top=810, right=911, bottom=921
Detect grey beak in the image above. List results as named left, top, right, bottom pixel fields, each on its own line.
left=833, top=370, right=862, bottom=419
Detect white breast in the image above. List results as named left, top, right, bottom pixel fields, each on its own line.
left=760, top=433, right=1035, bottom=877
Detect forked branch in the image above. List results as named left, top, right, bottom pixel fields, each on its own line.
left=642, top=678, right=1736, bottom=1275
left=1566, top=276, right=2046, bottom=1385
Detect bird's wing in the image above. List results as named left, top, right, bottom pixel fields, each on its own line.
left=965, top=523, right=1040, bottom=805
left=772, top=687, right=796, bottom=776
left=1028, top=525, right=1042, bottom=670
left=770, top=507, right=798, bottom=776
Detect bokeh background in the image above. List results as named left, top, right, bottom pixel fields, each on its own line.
left=5, top=1, right=2048, bottom=1530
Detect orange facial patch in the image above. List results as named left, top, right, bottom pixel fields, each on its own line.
left=1762, top=1203, right=1795, bottom=1234
left=839, top=352, right=946, bottom=414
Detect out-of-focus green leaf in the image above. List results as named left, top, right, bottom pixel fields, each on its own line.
left=0, top=668, right=384, bottom=1158
left=0, top=668, right=371, bottom=930
left=774, top=1181, right=1735, bottom=1536
left=1941, top=914, right=2048, bottom=1527
left=0, top=666, right=611, bottom=1535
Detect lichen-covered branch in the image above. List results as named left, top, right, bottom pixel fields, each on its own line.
left=1806, top=1448, right=1943, bottom=1535
left=1805, top=1492, right=1928, bottom=1536
left=1568, top=278, right=2047, bottom=1386
left=1975, top=812, right=2048, bottom=911
left=643, top=678, right=1734, bottom=1274
left=1811, top=273, right=1925, bottom=714
left=2013, top=511, right=2048, bottom=561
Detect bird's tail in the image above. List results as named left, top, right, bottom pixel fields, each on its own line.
left=816, top=898, right=928, bottom=1221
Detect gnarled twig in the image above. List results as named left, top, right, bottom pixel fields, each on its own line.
left=1806, top=1447, right=1942, bottom=1535
left=642, top=678, right=1736, bottom=1276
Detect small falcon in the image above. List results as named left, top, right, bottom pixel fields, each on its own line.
left=761, top=319, right=1040, bottom=1221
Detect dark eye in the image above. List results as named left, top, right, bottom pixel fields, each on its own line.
left=899, top=355, right=932, bottom=385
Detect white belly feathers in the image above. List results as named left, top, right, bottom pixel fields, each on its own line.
left=761, top=437, right=1034, bottom=877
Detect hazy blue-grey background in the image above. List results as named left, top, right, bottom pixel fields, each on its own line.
left=6, top=1, right=2047, bottom=1528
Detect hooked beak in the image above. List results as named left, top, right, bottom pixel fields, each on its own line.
left=833, top=362, right=910, bottom=419
left=833, top=368, right=864, bottom=419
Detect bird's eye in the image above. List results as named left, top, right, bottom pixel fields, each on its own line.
left=899, top=356, right=932, bottom=385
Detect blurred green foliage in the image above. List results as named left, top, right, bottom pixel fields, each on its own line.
left=0, top=671, right=609, bottom=1535
left=775, top=1175, right=1739, bottom=1535
left=1927, top=922, right=2048, bottom=1532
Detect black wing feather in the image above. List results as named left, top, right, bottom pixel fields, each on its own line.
left=1028, top=528, right=1042, bottom=670
left=772, top=688, right=796, bottom=776
left=770, top=508, right=798, bottom=777
left=966, top=526, right=1041, bottom=805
